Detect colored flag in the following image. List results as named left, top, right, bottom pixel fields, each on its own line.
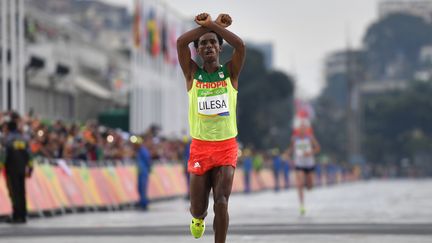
left=146, top=8, right=160, bottom=57
left=133, top=0, right=141, bottom=49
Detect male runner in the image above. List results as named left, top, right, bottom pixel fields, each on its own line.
left=177, top=12, right=245, bottom=243
left=287, top=124, right=320, bottom=215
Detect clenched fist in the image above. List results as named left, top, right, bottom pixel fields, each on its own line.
left=195, top=13, right=212, bottom=27
left=215, top=14, right=232, bottom=28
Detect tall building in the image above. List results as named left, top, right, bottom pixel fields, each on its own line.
left=1, top=0, right=130, bottom=124
left=325, top=48, right=411, bottom=97
left=379, top=0, right=432, bottom=22
left=29, top=0, right=132, bottom=50
left=322, top=50, right=365, bottom=108
left=248, top=42, right=274, bottom=70
left=415, top=45, right=432, bottom=81
left=322, top=49, right=367, bottom=164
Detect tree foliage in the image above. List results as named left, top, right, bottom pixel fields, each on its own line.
left=363, top=13, right=432, bottom=80
left=312, top=97, right=347, bottom=163
left=221, top=46, right=295, bottom=149
left=363, top=80, right=432, bottom=165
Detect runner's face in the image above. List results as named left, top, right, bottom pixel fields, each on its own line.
left=197, top=33, right=220, bottom=62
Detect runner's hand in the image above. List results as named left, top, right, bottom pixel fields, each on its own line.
left=215, top=14, right=232, bottom=28
left=195, top=13, right=212, bottom=27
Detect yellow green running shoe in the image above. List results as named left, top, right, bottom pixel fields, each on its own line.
left=300, top=206, right=306, bottom=216
left=190, top=217, right=205, bottom=239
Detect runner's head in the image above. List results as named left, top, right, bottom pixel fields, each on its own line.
left=142, top=133, right=153, bottom=148
left=194, top=31, right=223, bottom=62
left=6, top=111, right=20, bottom=132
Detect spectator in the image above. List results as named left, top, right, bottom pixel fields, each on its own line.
left=271, top=148, right=282, bottom=192
left=281, top=150, right=291, bottom=189
left=182, top=136, right=191, bottom=199
left=242, top=148, right=253, bottom=194
left=1, top=111, right=32, bottom=224
left=0, top=111, right=198, bottom=167
left=252, top=151, right=265, bottom=189
left=135, top=133, right=153, bottom=210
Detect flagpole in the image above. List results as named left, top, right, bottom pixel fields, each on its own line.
left=1, top=0, right=8, bottom=111
left=139, top=0, right=145, bottom=133
left=130, top=0, right=138, bottom=133
left=142, top=0, right=149, bottom=133
left=10, top=0, right=17, bottom=111
left=130, top=44, right=135, bottom=133
left=18, top=0, right=25, bottom=115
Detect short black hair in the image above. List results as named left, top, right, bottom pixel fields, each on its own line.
left=10, top=111, right=20, bottom=121
left=7, top=111, right=20, bottom=132
left=7, top=120, right=18, bottom=132
left=193, top=31, right=223, bottom=49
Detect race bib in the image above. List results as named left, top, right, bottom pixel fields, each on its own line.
left=295, top=139, right=312, bottom=158
left=197, top=88, right=229, bottom=116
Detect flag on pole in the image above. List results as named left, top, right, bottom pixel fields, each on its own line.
left=146, top=8, right=160, bottom=57
left=133, top=0, right=141, bottom=49
left=161, top=17, right=168, bottom=62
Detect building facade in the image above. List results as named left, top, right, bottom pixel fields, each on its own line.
left=1, top=0, right=129, bottom=123
left=130, top=0, right=190, bottom=136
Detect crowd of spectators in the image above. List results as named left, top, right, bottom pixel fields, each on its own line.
left=0, top=110, right=365, bottom=198
left=0, top=111, right=188, bottom=165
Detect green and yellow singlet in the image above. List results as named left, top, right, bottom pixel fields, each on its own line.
left=188, top=64, right=238, bottom=141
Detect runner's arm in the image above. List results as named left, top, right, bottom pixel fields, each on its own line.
left=176, top=26, right=207, bottom=87
left=177, top=13, right=232, bottom=89
left=197, top=14, right=246, bottom=81
left=311, top=136, right=321, bottom=155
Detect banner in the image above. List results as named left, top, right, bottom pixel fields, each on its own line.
left=41, top=163, right=69, bottom=209
left=32, top=165, right=59, bottom=210
left=73, top=166, right=102, bottom=207
left=55, top=167, right=85, bottom=208
left=117, top=165, right=139, bottom=202
left=102, top=166, right=129, bottom=204
left=0, top=176, right=12, bottom=215
left=0, top=161, right=358, bottom=216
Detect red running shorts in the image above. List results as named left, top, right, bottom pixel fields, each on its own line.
left=188, top=137, right=238, bottom=175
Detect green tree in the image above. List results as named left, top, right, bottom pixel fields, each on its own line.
left=363, top=80, right=432, bottom=172
left=363, top=13, right=432, bottom=80
left=313, top=96, right=347, bottom=163
left=221, top=46, right=295, bottom=149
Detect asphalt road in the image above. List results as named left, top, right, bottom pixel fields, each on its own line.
left=1, top=179, right=431, bottom=243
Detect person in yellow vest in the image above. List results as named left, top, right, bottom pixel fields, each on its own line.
left=177, top=13, right=245, bottom=243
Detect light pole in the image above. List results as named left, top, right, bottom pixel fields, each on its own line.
left=346, top=49, right=364, bottom=165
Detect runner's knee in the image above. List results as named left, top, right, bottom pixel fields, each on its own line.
left=190, top=206, right=208, bottom=219
left=213, top=196, right=228, bottom=211
left=190, top=199, right=208, bottom=218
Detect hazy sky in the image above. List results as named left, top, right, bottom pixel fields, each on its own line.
left=102, top=0, right=381, bottom=98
